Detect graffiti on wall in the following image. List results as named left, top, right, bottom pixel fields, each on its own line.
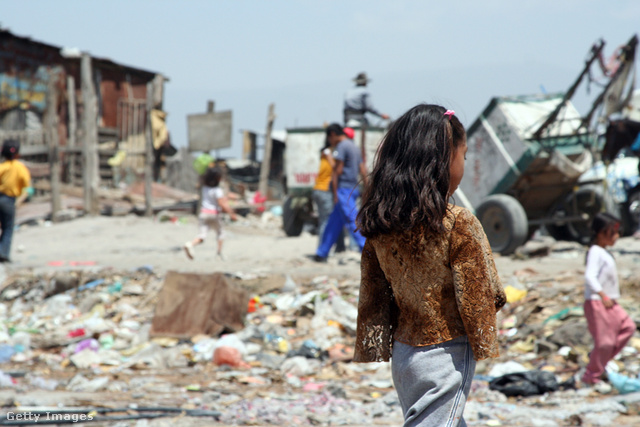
left=0, top=66, right=55, bottom=113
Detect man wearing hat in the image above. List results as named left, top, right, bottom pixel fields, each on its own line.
left=343, top=72, right=389, bottom=127
left=0, top=139, right=31, bottom=262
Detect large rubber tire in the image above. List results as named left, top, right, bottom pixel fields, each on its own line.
left=282, top=196, right=304, bottom=237
left=545, top=199, right=574, bottom=242
left=475, top=194, right=529, bottom=255
left=564, top=184, right=619, bottom=244
left=621, top=185, right=640, bottom=236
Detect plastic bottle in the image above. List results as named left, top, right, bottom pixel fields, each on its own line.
left=99, top=334, right=114, bottom=350
left=264, top=334, right=290, bottom=353
left=108, top=282, right=123, bottom=294
left=0, top=344, right=15, bottom=362
left=608, top=371, right=640, bottom=394
left=75, top=339, right=100, bottom=353
left=0, top=371, right=15, bottom=387
left=67, top=328, right=87, bottom=338
left=10, top=331, right=31, bottom=353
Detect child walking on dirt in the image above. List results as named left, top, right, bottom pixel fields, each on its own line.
left=354, top=104, right=506, bottom=426
left=581, top=213, right=635, bottom=390
left=184, top=166, right=237, bottom=260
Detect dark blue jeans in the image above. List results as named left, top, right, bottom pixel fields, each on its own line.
left=312, top=189, right=346, bottom=252
left=316, top=187, right=366, bottom=258
left=0, top=194, right=16, bottom=261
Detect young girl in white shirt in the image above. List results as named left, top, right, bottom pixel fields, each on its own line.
left=184, top=166, right=237, bottom=260
left=582, top=212, right=636, bottom=386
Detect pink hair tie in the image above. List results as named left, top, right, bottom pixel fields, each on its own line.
left=444, top=110, right=455, bottom=119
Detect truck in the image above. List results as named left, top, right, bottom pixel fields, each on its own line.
left=281, top=126, right=387, bottom=236
left=457, top=35, right=638, bottom=254
left=282, top=35, right=639, bottom=255
left=456, top=93, right=611, bottom=254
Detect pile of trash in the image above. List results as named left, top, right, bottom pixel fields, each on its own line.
left=1, top=257, right=640, bottom=426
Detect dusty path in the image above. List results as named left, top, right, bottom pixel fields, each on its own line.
left=10, top=212, right=640, bottom=282
left=8, top=213, right=362, bottom=280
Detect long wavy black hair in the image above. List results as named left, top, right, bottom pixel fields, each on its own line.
left=357, top=104, right=466, bottom=238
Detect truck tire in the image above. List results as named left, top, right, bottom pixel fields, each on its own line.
left=545, top=200, right=573, bottom=242
left=282, top=196, right=304, bottom=237
left=476, top=194, right=528, bottom=255
left=564, top=184, right=619, bottom=244
left=621, top=185, right=640, bottom=236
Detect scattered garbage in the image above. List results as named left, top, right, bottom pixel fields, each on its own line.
left=0, top=247, right=639, bottom=426
left=489, top=370, right=559, bottom=397
left=608, top=371, right=640, bottom=395
left=213, top=346, right=250, bottom=369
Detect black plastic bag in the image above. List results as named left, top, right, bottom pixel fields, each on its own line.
left=489, top=370, right=559, bottom=397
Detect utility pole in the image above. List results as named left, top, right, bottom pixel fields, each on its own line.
left=258, top=103, right=276, bottom=198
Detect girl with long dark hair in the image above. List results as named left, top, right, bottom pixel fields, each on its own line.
left=354, top=104, right=506, bottom=426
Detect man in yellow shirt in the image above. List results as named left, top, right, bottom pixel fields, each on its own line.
left=0, top=140, right=31, bottom=262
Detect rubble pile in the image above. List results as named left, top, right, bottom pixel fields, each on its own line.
left=0, top=250, right=640, bottom=425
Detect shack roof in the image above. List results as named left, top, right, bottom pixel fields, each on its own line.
left=0, top=27, right=168, bottom=81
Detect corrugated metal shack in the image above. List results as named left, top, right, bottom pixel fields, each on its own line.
left=0, top=28, right=169, bottom=190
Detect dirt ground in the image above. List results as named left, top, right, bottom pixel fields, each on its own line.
left=5, top=209, right=640, bottom=426
left=8, top=213, right=357, bottom=279
left=8, top=210, right=640, bottom=282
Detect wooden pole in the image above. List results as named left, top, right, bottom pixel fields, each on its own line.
left=67, top=75, right=77, bottom=185
left=46, top=72, right=61, bottom=221
left=144, top=79, right=155, bottom=217
left=360, top=122, right=367, bottom=165
left=258, top=103, right=276, bottom=198
left=81, top=53, right=100, bottom=215
left=242, top=130, right=252, bottom=161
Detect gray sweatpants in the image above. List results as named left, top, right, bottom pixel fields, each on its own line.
left=392, top=336, right=476, bottom=427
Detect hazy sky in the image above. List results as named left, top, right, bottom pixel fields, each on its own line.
left=3, top=1, right=640, bottom=158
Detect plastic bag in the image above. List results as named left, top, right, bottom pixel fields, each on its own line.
left=213, top=346, right=250, bottom=369
left=193, top=154, right=215, bottom=175
left=489, top=370, right=559, bottom=397
left=608, top=371, right=640, bottom=394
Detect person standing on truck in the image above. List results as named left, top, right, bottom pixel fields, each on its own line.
left=343, top=72, right=389, bottom=127
left=314, top=124, right=367, bottom=262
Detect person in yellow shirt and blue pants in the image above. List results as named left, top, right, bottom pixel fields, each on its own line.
left=312, top=135, right=346, bottom=253
left=0, top=140, right=31, bottom=262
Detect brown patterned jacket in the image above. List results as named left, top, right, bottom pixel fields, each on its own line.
left=354, top=205, right=506, bottom=362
